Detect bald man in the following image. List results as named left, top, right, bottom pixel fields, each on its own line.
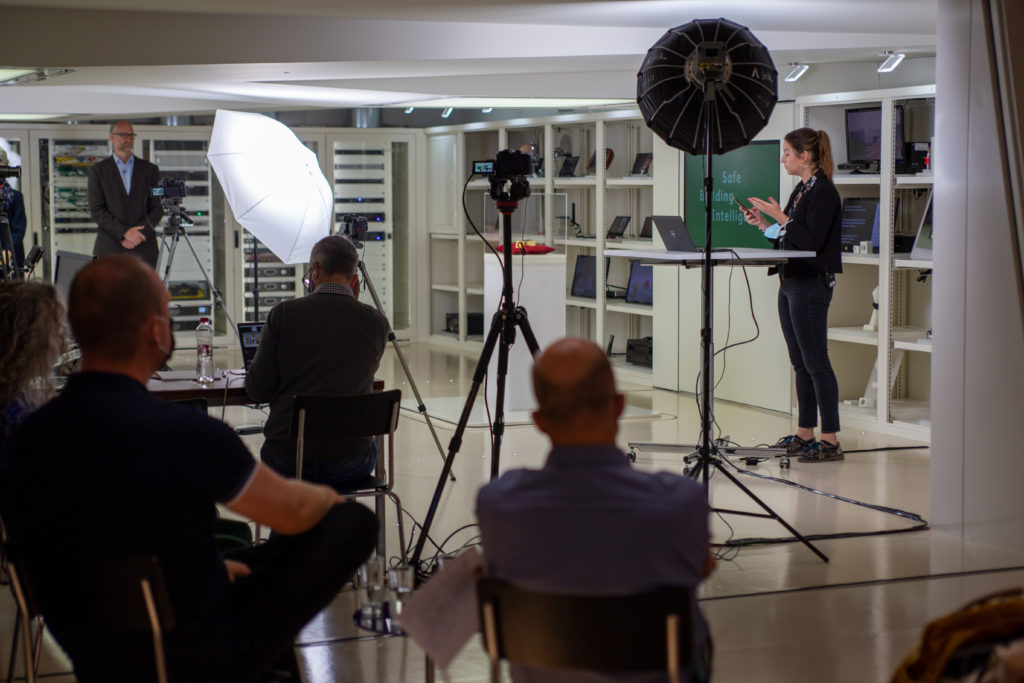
left=0, top=255, right=377, bottom=683
left=476, top=337, right=714, bottom=683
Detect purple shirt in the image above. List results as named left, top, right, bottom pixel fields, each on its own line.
left=476, top=445, right=711, bottom=682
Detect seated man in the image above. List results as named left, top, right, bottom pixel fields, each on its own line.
left=246, top=234, right=389, bottom=490
left=0, top=255, right=378, bottom=683
left=476, top=337, right=715, bottom=682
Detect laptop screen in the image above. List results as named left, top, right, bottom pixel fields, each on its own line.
left=625, top=262, right=653, bottom=305
left=606, top=216, right=630, bottom=239
left=53, top=251, right=94, bottom=307
left=569, top=255, right=610, bottom=298
left=910, top=192, right=934, bottom=261
left=237, top=321, right=266, bottom=370
left=839, top=198, right=880, bottom=251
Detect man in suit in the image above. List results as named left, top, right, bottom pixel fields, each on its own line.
left=88, top=120, right=163, bottom=268
left=245, top=234, right=389, bottom=490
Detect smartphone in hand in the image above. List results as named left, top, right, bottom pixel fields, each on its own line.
left=732, top=196, right=750, bottom=212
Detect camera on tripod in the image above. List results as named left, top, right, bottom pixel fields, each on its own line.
left=474, top=149, right=531, bottom=202
left=339, top=214, right=369, bottom=247
left=152, top=176, right=188, bottom=203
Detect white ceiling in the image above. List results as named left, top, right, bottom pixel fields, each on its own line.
left=0, top=0, right=938, bottom=119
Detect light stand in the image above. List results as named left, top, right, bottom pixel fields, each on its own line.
left=409, top=156, right=540, bottom=578
left=343, top=224, right=455, bottom=484
left=637, top=30, right=827, bottom=562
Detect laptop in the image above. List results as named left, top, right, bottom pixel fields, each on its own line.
left=639, top=216, right=653, bottom=239
left=606, top=216, right=630, bottom=240
left=652, top=216, right=699, bottom=252
left=237, top=321, right=266, bottom=370
left=910, top=191, right=933, bottom=261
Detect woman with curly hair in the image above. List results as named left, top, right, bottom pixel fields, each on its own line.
left=0, top=280, right=65, bottom=452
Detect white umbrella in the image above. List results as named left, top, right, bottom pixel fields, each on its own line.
left=207, top=109, right=332, bottom=264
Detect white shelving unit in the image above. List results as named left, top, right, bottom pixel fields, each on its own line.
left=425, top=110, right=657, bottom=378
left=799, top=85, right=936, bottom=437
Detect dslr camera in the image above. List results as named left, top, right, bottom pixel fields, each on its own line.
left=151, top=176, right=188, bottom=202
left=473, top=149, right=531, bottom=202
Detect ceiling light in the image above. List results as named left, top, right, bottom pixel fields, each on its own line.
left=784, top=63, right=809, bottom=82
left=877, top=51, right=906, bottom=73
left=441, top=107, right=454, bottom=119
left=481, top=107, right=494, bottom=114
left=0, top=67, right=75, bottom=86
left=403, top=107, right=415, bottom=114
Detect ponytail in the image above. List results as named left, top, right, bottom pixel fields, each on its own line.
left=816, top=129, right=834, bottom=181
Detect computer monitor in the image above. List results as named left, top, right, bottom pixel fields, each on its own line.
left=53, top=250, right=94, bottom=306
left=910, top=191, right=934, bottom=261
left=569, top=254, right=609, bottom=298
left=237, top=321, right=266, bottom=370
left=845, top=106, right=883, bottom=164
left=606, top=216, right=630, bottom=240
left=625, top=262, right=653, bottom=305
left=839, top=197, right=880, bottom=252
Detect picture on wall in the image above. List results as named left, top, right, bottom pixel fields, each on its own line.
left=683, top=140, right=781, bottom=249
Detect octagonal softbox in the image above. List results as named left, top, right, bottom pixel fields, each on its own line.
left=637, top=18, right=778, bottom=155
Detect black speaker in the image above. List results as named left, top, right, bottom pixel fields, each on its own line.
left=445, top=312, right=484, bottom=335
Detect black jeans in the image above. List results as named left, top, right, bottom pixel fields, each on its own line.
left=778, top=276, right=840, bottom=434
left=223, top=501, right=378, bottom=683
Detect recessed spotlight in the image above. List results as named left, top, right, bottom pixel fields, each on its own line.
left=784, top=63, right=809, bottom=82
left=877, top=51, right=906, bottom=73
left=441, top=107, right=454, bottom=118
left=403, top=106, right=415, bottom=114
left=481, top=107, right=494, bottom=114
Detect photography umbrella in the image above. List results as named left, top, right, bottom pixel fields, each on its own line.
left=637, top=17, right=777, bottom=155
left=207, top=109, right=332, bottom=266
left=635, top=20, right=827, bottom=562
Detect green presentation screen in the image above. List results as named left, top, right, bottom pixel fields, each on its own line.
left=683, top=140, right=781, bottom=248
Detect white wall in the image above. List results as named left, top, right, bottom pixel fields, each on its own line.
left=931, top=0, right=1024, bottom=550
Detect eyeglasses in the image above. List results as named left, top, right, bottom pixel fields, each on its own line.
left=302, top=267, right=313, bottom=292
left=112, top=132, right=137, bottom=139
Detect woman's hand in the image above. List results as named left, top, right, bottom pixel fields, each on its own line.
left=741, top=204, right=770, bottom=231
left=748, top=196, right=787, bottom=226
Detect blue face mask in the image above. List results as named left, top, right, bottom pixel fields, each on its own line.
left=764, top=223, right=782, bottom=240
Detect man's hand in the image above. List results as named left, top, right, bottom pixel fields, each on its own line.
left=121, top=225, right=146, bottom=249
left=224, top=559, right=251, bottom=582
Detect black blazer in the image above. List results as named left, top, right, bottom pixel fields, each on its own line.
left=87, top=156, right=164, bottom=267
left=773, top=169, right=843, bottom=279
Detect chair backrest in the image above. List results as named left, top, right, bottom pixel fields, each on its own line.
left=477, top=577, right=693, bottom=678
left=290, top=390, right=402, bottom=442
left=90, top=557, right=175, bottom=634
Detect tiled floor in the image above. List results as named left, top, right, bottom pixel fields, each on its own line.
left=5, top=340, right=1022, bottom=682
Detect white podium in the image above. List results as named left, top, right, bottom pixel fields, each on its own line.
left=484, top=253, right=566, bottom=412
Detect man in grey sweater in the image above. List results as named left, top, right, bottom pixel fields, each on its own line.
left=246, top=235, right=389, bottom=489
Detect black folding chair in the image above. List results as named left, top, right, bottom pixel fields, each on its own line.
left=291, top=390, right=405, bottom=563
left=477, top=577, right=695, bottom=683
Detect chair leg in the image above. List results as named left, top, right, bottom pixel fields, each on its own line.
left=375, top=495, right=387, bottom=562
left=7, top=609, right=19, bottom=683
left=387, top=492, right=408, bottom=566
left=20, top=609, right=34, bottom=683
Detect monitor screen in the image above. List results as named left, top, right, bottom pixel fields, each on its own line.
left=846, top=107, right=882, bottom=163
left=625, top=262, right=653, bottom=305
left=839, top=198, right=880, bottom=252
left=53, top=251, right=94, bottom=306
left=569, top=254, right=609, bottom=298
left=639, top=216, right=653, bottom=239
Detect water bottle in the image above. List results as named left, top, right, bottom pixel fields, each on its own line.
left=195, top=317, right=214, bottom=383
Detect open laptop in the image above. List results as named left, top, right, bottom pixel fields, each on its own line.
left=606, top=216, right=630, bottom=240
left=237, top=321, right=266, bottom=370
left=652, top=216, right=699, bottom=252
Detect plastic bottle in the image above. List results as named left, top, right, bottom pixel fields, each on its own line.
left=195, top=317, right=214, bottom=383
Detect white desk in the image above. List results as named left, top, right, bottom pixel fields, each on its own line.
left=604, top=248, right=815, bottom=264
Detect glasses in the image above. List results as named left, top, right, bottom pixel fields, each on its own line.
left=112, top=132, right=137, bottom=139
left=302, top=267, right=313, bottom=292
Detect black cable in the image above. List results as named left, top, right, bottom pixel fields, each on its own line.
left=461, top=173, right=503, bottom=269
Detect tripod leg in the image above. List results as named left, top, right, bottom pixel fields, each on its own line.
left=409, top=309, right=503, bottom=577
left=177, top=231, right=242, bottom=347
left=160, top=232, right=179, bottom=287
left=489, top=312, right=514, bottom=481
left=357, top=261, right=454, bottom=482
left=511, top=306, right=541, bottom=357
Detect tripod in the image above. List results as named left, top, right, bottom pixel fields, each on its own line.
left=348, top=240, right=454, bottom=481
left=645, top=80, right=827, bottom=563
left=409, top=181, right=540, bottom=576
left=158, top=202, right=241, bottom=347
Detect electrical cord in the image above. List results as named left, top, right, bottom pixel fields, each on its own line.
left=461, top=173, right=503, bottom=271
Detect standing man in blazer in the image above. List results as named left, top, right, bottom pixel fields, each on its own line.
left=88, top=121, right=163, bottom=268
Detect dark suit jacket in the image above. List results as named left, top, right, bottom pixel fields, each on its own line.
left=244, top=288, right=389, bottom=466
left=88, top=156, right=163, bottom=267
